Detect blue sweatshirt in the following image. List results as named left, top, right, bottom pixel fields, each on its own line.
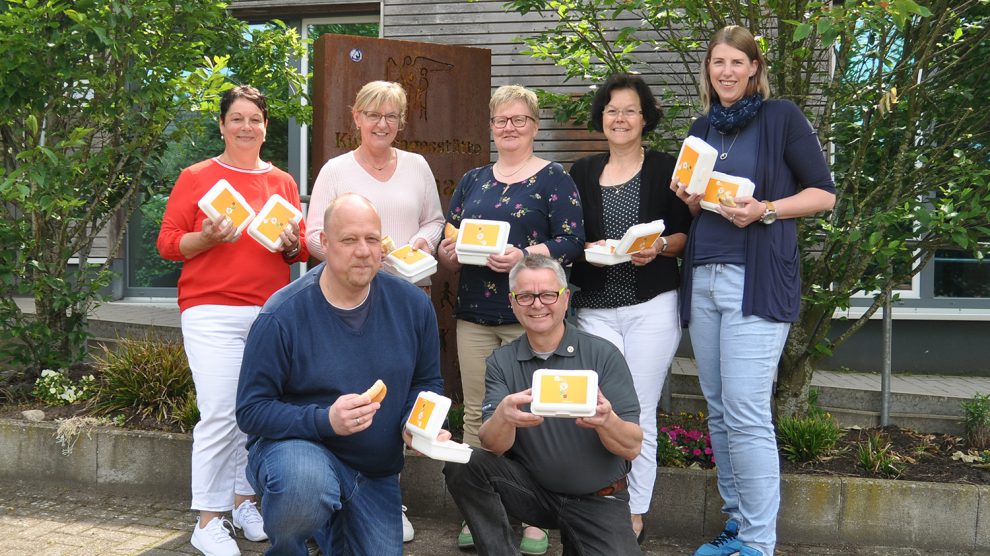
left=236, top=265, right=443, bottom=477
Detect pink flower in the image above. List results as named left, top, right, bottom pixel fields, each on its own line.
left=693, top=449, right=702, bottom=456
left=704, top=448, right=712, bottom=455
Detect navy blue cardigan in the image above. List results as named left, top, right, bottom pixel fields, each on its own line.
left=680, top=100, right=836, bottom=325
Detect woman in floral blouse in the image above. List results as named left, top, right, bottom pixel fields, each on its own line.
left=437, top=84, right=584, bottom=554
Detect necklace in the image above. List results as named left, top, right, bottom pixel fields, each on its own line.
left=360, top=147, right=393, bottom=171
left=495, top=155, right=533, bottom=179
left=601, top=147, right=644, bottom=188
left=719, top=131, right=739, bottom=160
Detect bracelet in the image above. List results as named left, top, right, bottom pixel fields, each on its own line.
left=659, top=236, right=669, bottom=254
left=282, top=244, right=300, bottom=259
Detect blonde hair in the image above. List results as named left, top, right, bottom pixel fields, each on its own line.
left=699, top=25, right=772, bottom=113
left=352, top=81, right=408, bottom=126
left=489, top=85, right=539, bottom=120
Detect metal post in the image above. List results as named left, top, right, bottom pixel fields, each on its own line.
left=880, top=286, right=893, bottom=426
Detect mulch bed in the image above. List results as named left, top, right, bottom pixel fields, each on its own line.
left=778, top=425, right=990, bottom=485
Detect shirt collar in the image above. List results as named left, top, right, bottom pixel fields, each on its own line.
left=515, top=324, right=580, bottom=361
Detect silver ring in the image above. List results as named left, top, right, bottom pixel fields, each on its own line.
left=355, top=417, right=361, bottom=425
left=730, top=214, right=736, bottom=224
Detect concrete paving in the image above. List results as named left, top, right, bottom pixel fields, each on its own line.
left=2, top=478, right=985, bottom=556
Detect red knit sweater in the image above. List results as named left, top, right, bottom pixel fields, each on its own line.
left=157, top=158, right=308, bottom=312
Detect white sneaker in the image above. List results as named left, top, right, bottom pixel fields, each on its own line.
left=401, top=505, right=415, bottom=542
left=191, top=516, right=240, bottom=556
left=232, top=500, right=268, bottom=542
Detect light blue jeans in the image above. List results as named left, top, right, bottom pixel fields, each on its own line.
left=246, top=438, right=402, bottom=556
left=689, top=264, right=789, bottom=556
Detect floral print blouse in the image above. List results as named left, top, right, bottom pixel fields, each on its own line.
left=447, top=162, right=585, bottom=325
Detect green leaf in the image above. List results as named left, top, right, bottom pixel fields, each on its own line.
left=793, top=23, right=813, bottom=42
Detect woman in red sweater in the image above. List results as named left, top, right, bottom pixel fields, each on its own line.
left=157, top=85, right=306, bottom=556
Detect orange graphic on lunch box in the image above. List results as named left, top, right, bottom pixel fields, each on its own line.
left=703, top=177, right=741, bottom=206
left=459, top=223, right=502, bottom=247
left=407, top=396, right=436, bottom=430
left=254, top=202, right=298, bottom=243
left=392, top=245, right=428, bottom=264
left=629, top=232, right=662, bottom=254
left=539, top=374, right=589, bottom=405
left=210, top=189, right=252, bottom=228
left=675, top=145, right=701, bottom=186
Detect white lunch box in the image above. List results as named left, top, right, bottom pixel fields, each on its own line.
left=405, top=391, right=472, bottom=463
left=530, top=369, right=598, bottom=418
left=454, top=218, right=510, bottom=266
left=385, top=244, right=438, bottom=284
left=674, top=136, right=719, bottom=196
left=246, top=194, right=303, bottom=252
left=197, top=179, right=256, bottom=235
left=700, top=172, right=756, bottom=213
left=583, top=219, right=666, bottom=266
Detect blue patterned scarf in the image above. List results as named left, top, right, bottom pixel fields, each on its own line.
left=709, top=94, right=764, bottom=134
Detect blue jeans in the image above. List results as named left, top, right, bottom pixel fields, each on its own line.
left=689, top=264, right=789, bottom=556
left=246, top=438, right=402, bottom=556
left=443, top=449, right=640, bottom=556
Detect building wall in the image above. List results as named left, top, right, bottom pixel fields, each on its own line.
left=381, top=0, right=699, bottom=165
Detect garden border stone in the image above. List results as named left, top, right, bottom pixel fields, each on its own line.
left=1, top=417, right=985, bottom=550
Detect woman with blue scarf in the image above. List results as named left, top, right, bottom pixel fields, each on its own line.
left=671, top=26, right=835, bottom=556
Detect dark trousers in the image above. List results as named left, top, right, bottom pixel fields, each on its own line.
left=443, top=449, right=641, bottom=556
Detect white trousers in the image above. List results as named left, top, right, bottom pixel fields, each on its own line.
left=575, top=290, right=680, bottom=515
left=181, top=304, right=261, bottom=512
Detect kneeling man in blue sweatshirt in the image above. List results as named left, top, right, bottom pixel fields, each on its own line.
left=236, top=193, right=444, bottom=555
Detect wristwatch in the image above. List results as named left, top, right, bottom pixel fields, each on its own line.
left=760, top=201, right=777, bottom=225
left=659, top=236, right=669, bottom=254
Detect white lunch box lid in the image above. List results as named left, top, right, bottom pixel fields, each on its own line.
left=405, top=391, right=473, bottom=463
left=530, top=369, right=598, bottom=418
left=197, top=179, right=256, bottom=236
left=385, top=244, right=438, bottom=283
left=615, top=219, right=666, bottom=255
left=455, top=218, right=510, bottom=266
left=246, top=194, right=303, bottom=252
left=700, top=171, right=756, bottom=213
left=674, top=136, right=718, bottom=196
left=584, top=240, right=631, bottom=266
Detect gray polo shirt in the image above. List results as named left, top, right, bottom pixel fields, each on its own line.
left=482, top=324, right=639, bottom=495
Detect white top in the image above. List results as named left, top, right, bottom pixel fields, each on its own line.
left=305, top=149, right=445, bottom=284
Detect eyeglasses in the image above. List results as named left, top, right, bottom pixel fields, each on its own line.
left=490, top=115, right=535, bottom=129
left=362, top=111, right=401, bottom=126
left=603, top=107, right=643, bottom=119
left=510, top=287, right=566, bottom=306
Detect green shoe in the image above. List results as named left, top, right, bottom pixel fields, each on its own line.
left=457, top=521, right=474, bottom=549
left=519, top=528, right=549, bottom=555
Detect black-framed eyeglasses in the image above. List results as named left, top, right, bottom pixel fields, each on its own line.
left=510, top=287, right=566, bottom=306
left=362, top=111, right=402, bottom=126
left=490, top=115, right=536, bottom=129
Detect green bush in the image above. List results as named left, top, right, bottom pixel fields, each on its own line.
left=92, top=338, right=196, bottom=429
left=32, top=369, right=96, bottom=406
left=776, top=413, right=844, bottom=463
left=857, top=433, right=905, bottom=479
left=962, top=392, right=990, bottom=450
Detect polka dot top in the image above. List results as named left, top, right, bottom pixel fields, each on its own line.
left=571, top=172, right=641, bottom=309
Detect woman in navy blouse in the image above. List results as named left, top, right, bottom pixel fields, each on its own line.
left=671, top=26, right=835, bottom=556
left=437, top=84, right=584, bottom=553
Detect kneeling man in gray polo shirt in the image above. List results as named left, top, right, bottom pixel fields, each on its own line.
left=444, top=254, right=642, bottom=555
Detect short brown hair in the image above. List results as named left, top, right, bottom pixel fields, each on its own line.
left=220, top=85, right=268, bottom=122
